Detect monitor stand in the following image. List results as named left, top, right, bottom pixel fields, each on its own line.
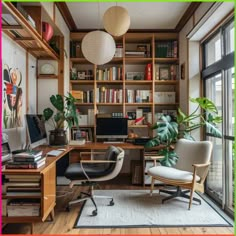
left=102, top=138, right=125, bottom=144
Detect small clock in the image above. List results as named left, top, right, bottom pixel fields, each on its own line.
left=40, top=63, right=55, bottom=75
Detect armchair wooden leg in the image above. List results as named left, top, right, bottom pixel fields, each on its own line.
left=150, top=177, right=155, bottom=196
left=188, top=188, right=194, bottom=210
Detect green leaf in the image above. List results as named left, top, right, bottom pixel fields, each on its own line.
left=145, top=138, right=160, bottom=148
left=205, top=121, right=222, bottom=138
left=43, top=108, right=53, bottom=121
left=50, top=94, right=64, bottom=112
left=190, top=97, right=218, bottom=113
left=158, top=149, right=179, bottom=167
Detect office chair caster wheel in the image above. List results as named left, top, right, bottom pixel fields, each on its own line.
left=109, top=199, right=114, bottom=206
left=92, top=210, right=97, bottom=216
left=66, top=206, right=70, bottom=212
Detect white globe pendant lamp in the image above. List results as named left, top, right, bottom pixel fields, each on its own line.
left=81, top=30, right=116, bottom=65
left=103, top=6, right=130, bottom=37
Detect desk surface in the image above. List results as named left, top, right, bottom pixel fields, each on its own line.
left=2, top=142, right=144, bottom=175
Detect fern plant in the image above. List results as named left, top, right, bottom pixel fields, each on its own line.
left=145, top=97, right=222, bottom=167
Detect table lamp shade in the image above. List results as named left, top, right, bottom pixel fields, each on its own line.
left=103, top=6, right=130, bottom=37
left=81, top=31, right=116, bottom=65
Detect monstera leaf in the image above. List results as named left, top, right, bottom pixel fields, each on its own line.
left=158, top=148, right=179, bottom=167
left=190, top=97, right=218, bottom=113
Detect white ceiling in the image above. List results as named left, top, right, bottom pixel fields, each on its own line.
left=66, top=2, right=191, bottom=30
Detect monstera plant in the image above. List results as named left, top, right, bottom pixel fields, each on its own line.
left=145, top=97, right=222, bottom=167
left=43, top=93, right=79, bottom=145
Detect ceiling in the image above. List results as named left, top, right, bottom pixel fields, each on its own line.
left=65, top=2, right=193, bottom=31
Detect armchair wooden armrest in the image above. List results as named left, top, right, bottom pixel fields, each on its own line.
left=192, top=163, right=211, bottom=168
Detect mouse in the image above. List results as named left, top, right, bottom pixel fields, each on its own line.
left=57, top=148, right=66, bottom=151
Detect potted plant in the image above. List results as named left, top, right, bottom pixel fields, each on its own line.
left=145, top=97, right=222, bottom=167
left=43, top=93, right=79, bottom=146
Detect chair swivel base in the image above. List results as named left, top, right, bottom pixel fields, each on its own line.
left=160, top=186, right=201, bottom=205
left=66, top=191, right=114, bottom=216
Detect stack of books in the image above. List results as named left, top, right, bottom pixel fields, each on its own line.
left=6, top=150, right=46, bottom=169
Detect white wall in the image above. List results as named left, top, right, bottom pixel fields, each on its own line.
left=2, top=34, right=37, bottom=151
left=179, top=17, right=193, bottom=114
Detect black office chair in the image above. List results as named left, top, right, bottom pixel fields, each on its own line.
left=64, top=146, right=124, bottom=216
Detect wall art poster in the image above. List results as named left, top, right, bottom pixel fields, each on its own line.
left=3, top=64, right=23, bottom=128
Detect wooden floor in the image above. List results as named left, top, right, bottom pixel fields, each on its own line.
left=2, top=178, right=234, bottom=235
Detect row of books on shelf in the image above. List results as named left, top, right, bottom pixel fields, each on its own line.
left=2, top=199, right=40, bottom=217
left=155, top=40, right=178, bottom=58
left=72, top=90, right=93, bottom=103
left=96, top=88, right=123, bottom=103
left=5, top=150, right=46, bottom=169
left=126, top=89, right=152, bottom=103
left=96, top=66, right=123, bottom=81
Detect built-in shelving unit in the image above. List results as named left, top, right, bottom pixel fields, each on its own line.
left=70, top=32, right=179, bottom=142
left=2, top=2, right=59, bottom=60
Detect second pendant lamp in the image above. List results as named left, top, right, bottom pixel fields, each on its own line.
left=103, top=6, right=130, bottom=37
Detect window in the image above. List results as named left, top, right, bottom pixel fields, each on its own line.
left=202, top=18, right=234, bottom=216
left=205, top=32, right=221, bottom=67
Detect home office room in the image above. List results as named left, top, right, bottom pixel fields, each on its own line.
left=1, top=1, right=234, bottom=235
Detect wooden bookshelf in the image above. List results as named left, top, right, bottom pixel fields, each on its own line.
left=70, top=32, right=179, bottom=142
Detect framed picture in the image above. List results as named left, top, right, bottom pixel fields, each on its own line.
left=77, top=70, right=86, bottom=80
left=159, top=67, right=170, bottom=80
left=80, top=127, right=93, bottom=142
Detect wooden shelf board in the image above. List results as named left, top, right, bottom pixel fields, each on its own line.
left=96, top=80, right=123, bottom=84
left=38, top=74, right=58, bottom=79
left=125, top=103, right=152, bottom=106
left=125, top=57, right=152, bottom=64
left=155, top=58, right=179, bottom=63
left=129, top=125, right=148, bottom=128
left=154, top=103, right=179, bottom=106
left=2, top=2, right=59, bottom=60
left=75, top=103, right=94, bottom=106
left=96, top=103, right=123, bottom=106
left=70, top=80, right=94, bottom=84
left=70, top=58, right=88, bottom=64
left=155, top=80, right=179, bottom=85
left=125, top=80, right=152, bottom=84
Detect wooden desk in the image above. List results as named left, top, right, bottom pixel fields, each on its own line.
left=2, top=143, right=144, bottom=233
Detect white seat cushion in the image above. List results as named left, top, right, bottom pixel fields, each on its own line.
left=148, top=166, right=201, bottom=182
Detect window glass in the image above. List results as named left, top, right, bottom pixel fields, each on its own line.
left=205, top=32, right=221, bottom=67
left=225, top=21, right=234, bottom=55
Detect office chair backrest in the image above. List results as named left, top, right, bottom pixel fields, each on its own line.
left=175, top=139, right=212, bottom=178
left=103, top=146, right=125, bottom=179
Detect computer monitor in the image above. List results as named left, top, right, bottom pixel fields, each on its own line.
left=25, top=114, right=47, bottom=149
left=96, top=117, right=128, bottom=139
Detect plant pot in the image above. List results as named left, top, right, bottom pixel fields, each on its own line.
left=49, top=129, right=67, bottom=146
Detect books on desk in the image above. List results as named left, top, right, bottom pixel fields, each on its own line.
left=6, top=150, right=46, bottom=169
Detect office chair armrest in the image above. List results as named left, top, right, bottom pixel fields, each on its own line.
left=80, top=159, right=116, bottom=181
left=80, top=152, right=106, bottom=158
left=192, top=162, right=211, bottom=168
left=81, top=160, right=116, bottom=163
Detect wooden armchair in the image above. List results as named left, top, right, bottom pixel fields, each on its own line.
left=148, top=139, right=213, bottom=210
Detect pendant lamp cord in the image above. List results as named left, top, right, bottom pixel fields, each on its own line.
left=97, top=1, right=101, bottom=30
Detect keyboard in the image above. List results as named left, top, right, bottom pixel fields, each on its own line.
left=46, top=150, right=63, bottom=156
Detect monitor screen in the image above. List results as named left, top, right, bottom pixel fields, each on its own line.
left=96, top=117, right=128, bottom=139
left=25, top=114, right=47, bottom=149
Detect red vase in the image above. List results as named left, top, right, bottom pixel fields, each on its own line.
left=42, top=22, right=53, bottom=42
